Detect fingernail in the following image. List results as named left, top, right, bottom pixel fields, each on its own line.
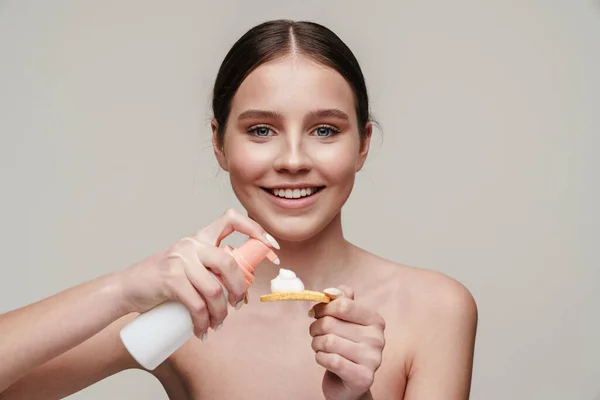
left=235, top=299, right=244, bottom=310
left=200, top=332, right=208, bottom=341
left=272, top=257, right=280, bottom=265
left=324, top=288, right=344, bottom=298
left=308, top=307, right=315, bottom=318
left=215, top=323, right=223, bottom=331
left=264, top=232, right=280, bottom=249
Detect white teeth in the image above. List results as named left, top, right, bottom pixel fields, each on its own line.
left=270, top=187, right=320, bottom=199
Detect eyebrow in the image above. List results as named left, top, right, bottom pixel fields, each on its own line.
left=237, top=108, right=350, bottom=122
left=237, top=109, right=284, bottom=121
left=307, top=108, right=350, bottom=121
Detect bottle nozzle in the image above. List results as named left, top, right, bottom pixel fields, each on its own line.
left=225, top=238, right=279, bottom=286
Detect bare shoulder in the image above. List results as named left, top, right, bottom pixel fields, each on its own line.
left=404, top=264, right=477, bottom=324
left=355, top=248, right=477, bottom=373
left=353, top=247, right=478, bottom=330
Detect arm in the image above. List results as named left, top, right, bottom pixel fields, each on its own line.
left=0, top=272, right=134, bottom=395
left=1, top=304, right=191, bottom=400
left=0, top=313, right=140, bottom=399
left=403, top=278, right=478, bottom=400
left=0, top=209, right=277, bottom=398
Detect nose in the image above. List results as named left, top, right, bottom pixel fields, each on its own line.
left=273, top=136, right=312, bottom=174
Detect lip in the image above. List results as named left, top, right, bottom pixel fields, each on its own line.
left=262, top=183, right=324, bottom=190
left=261, top=187, right=324, bottom=209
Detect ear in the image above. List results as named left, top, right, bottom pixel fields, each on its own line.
left=356, top=122, right=372, bottom=172
left=212, top=119, right=229, bottom=172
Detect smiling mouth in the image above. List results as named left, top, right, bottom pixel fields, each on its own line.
left=261, top=186, right=325, bottom=199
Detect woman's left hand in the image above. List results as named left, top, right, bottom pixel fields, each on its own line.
left=309, top=286, right=386, bottom=400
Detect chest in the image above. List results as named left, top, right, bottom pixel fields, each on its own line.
left=171, top=307, right=325, bottom=399
left=166, top=290, right=408, bottom=399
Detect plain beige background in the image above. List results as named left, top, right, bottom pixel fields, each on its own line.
left=1, top=1, right=598, bottom=399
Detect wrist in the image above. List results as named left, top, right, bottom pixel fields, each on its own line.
left=103, top=269, right=136, bottom=316
left=111, top=263, right=162, bottom=315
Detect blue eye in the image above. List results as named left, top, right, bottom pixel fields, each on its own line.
left=248, top=125, right=272, bottom=137
left=313, top=125, right=339, bottom=137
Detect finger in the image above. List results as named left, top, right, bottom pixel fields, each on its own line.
left=323, top=287, right=344, bottom=300
left=195, top=244, right=247, bottom=308
left=310, top=316, right=386, bottom=355
left=323, top=286, right=354, bottom=300
left=312, top=297, right=382, bottom=327
left=310, top=316, right=361, bottom=341
left=315, top=352, right=375, bottom=392
left=195, top=208, right=280, bottom=249
left=312, top=334, right=365, bottom=365
left=175, top=244, right=230, bottom=329
left=165, top=253, right=211, bottom=338
left=309, top=316, right=374, bottom=343
left=337, top=285, right=354, bottom=300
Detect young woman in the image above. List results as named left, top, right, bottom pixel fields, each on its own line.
left=0, top=20, right=477, bottom=399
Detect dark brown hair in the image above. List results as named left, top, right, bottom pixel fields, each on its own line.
left=211, top=19, right=371, bottom=144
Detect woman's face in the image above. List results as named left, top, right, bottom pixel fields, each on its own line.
left=213, top=55, right=371, bottom=242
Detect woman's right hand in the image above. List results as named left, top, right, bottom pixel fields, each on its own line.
left=116, top=208, right=280, bottom=338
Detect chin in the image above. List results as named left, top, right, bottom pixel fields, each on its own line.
left=251, top=212, right=335, bottom=243
left=268, top=225, right=321, bottom=243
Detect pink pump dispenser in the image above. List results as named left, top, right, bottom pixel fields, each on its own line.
left=120, top=238, right=278, bottom=370
left=225, top=239, right=279, bottom=286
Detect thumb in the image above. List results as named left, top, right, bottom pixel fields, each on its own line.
left=323, top=285, right=354, bottom=300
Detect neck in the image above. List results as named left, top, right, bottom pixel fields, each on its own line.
left=254, top=213, right=356, bottom=291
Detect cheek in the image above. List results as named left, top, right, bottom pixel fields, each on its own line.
left=311, top=142, right=360, bottom=183
left=226, top=142, right=272, bottom=185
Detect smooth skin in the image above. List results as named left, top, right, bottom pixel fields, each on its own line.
left=0, top=55, right=477, bottom=400
left=0, top=210, right=276, bottom=397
